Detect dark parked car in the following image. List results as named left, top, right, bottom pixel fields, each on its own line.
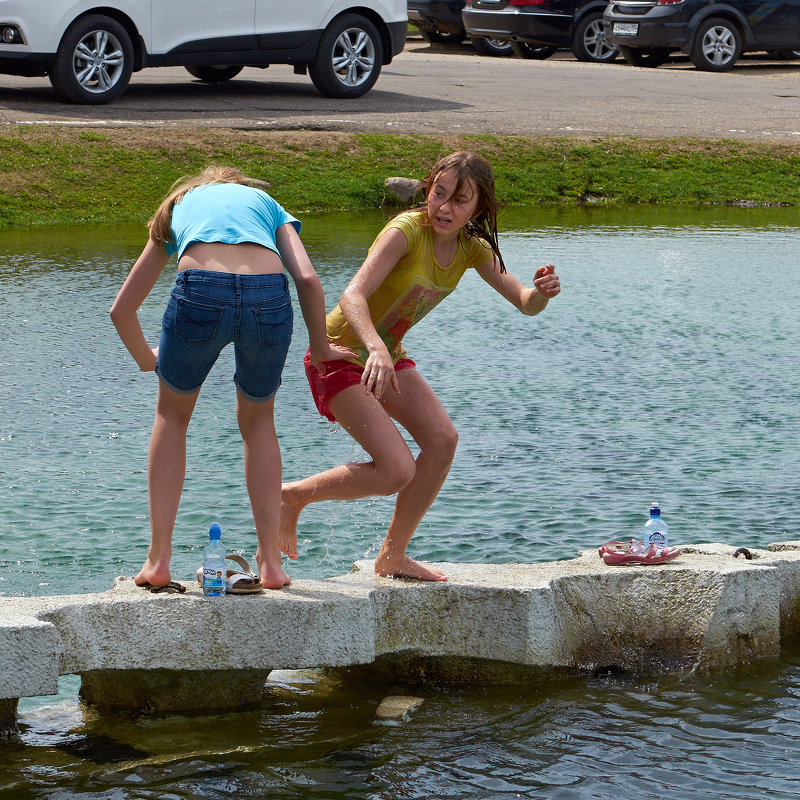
left=462, top=0, right=618, bottom=62
left=604, top=0, right=800, bottom=70
left=407, top=0, right=515, bottom=55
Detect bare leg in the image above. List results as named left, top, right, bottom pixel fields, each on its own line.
left=374, top=369, right=458, bottom=581
left=279, top=384, right=416, bottom=559
left=135, top=383, right=200, bottom=587
left=236, top=393, right=291, bottom=589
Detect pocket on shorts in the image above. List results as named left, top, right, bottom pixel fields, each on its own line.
left=174, top=296, right=224, bottom=344
left=254, top=296, right=293, bottom=345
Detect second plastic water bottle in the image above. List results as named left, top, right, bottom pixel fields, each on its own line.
left=202, top=522, right=226, bottom=597
left=643, top=502, right=669, bottom=549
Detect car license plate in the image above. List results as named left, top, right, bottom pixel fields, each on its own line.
left=613, top=23, right=639, bottom=35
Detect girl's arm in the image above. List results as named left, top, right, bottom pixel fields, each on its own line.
left=476, top=258, right=560, bottom=315
left=339, top=226, right=409, bottom=400
left=275, top=223, right=334, bottom=369
left=110, top=238, right=170, bottom=371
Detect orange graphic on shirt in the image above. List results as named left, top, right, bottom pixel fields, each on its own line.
left=377, top=282, right=454, bottom=357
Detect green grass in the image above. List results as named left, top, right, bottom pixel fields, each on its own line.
left=3, top=131, right=800, bottom=228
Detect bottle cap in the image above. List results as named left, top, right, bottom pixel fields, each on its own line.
left=209, top=522, right=222, bottom=540
left=650, top=502, right=660, bottom=516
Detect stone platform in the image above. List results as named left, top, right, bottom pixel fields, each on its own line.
left=2, top=541, right=800, bottom=737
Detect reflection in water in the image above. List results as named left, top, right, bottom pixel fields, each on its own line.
left=2, top=206, right=800, bottom=798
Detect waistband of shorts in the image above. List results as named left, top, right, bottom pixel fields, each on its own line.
left=175, top=269, right=288, bottom=289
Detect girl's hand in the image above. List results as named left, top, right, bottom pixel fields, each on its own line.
left=141, top=346, right=158, bottom=372
left=361, top=346, right=399, bottom=401
left=308, top=342, right=357, bottom=373
left=534, top=264, right=561, bottom=299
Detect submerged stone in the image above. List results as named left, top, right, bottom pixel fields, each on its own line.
left=375, top=695, right=424, bottom=720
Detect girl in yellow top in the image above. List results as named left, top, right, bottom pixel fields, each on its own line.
left=282, top=151, right=561, bottom=581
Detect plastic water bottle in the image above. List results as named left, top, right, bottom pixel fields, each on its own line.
left=643, top=502, right=669, bottom=549
left=202, top=522, right=226, bottom=597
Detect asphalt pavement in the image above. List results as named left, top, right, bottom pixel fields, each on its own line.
left=1, top=37, right=799, bottom=141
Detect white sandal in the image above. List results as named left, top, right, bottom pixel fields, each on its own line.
left=196, top=554, right=263, bottom=594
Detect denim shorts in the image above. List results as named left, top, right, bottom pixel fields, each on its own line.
left=156, top=270, right=293, bottom=401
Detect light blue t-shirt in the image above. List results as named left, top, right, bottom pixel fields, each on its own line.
left=165, top=183, right=301, bottom=260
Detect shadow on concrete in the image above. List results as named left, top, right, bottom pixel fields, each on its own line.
left=0, top=74, right=469, bottom=124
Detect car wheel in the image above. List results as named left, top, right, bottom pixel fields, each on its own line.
left=471, top=37, right=514, bottom=57
left=690, top=17, right=741, bottom=71
left=49, top=14, right=133, bottom=104
left=572, top=12, right=618, bottom=62
left=618, top=45, right=671, bottom=67
left=309, top=13, right=383, bottom=98
left=185, top=65, right=244, bottom=83
left=419, top=28, right=467, bottom=45
left=510, top=42, right=557, bottom=60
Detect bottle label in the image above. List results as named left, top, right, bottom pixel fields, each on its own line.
left=648, top=531, right=667, bottom=547
left=202, top=565, right=225, bottom=592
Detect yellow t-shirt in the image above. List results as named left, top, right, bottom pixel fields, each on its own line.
left=326, top=210, right=495, bottom=364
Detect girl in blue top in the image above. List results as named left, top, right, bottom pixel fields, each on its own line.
left=111, top=166, right=336, bottom=590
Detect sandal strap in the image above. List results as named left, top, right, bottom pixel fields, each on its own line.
left=225, top=554, right=253, bottom=574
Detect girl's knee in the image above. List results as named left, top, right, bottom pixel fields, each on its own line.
left=396, top=454, right=417, bottom=490
left=426, top=423, right=459, bottom=464
left=237, top=396, right=276, bottom=436
left=155, top=404, right=194, bottom=430
left=155, top=387, right=199, bottom=428
left=442, top=423, right=459, bottom=455
left=379, top=452, right=416, bottom=494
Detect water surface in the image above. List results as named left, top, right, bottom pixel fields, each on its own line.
left=1, top=205, right=799, bottom=798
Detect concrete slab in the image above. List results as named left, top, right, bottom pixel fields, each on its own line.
left=2, top=543, right=800, bottom=736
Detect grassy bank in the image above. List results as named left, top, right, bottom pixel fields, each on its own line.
left=3, top=128, right=800, bottom=227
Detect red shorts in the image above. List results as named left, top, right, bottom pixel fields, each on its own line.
left=304, top=350, right=417, bottom=422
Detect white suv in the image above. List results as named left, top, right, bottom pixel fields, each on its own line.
left=0, top=0, right=407, bottom=104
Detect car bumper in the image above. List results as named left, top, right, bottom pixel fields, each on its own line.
left=387, top=19, right=409, bottom=58
left=462, top=7, right=572, bottom=45
left=408, top=1, right=466, bottom=34
left=603, top=4, right=690, bottom=49
left=0, top=50, right=51, bottom=76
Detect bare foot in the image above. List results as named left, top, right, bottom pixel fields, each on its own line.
left=259, top=562, right=292, bottom=590
left=134, top=556, right=171, bottom=588
left=279, top=484, right=303, bottom=560
left=374, top=554, right=448, bottom=582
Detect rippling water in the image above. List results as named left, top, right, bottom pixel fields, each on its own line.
left=2, top=206, right=800, bottom=798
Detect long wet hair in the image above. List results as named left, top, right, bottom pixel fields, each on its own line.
left=148, top=166, right=268, bottom=246
left=418, top=151, right=506, bottom=273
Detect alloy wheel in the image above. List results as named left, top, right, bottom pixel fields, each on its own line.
left=700, top=25, right=737, bottom=66
left=584, top=19, right=615, bottom=61
left=332, top=27, right=376, bottom=87
left=72, top=29, right=126, bottom=94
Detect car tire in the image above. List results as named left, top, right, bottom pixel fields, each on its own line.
left=572, top=12, right=618, bottom=62
left=510, top=42, right=557, bottom=60
left=49, top=14, right=133, bottom=104
left=309, top=13, right=383, bottom=98
left=618, top=45, right=671, bottom=67
left=185, top=65, right=244, bottom=83
left=690, top=17, right=741, bottom=71
left=470, top=37, right=514, bottom=57
left=419, top=28, right=466, bottom=45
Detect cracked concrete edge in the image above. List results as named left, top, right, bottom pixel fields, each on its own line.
left=0, top=614, right=61, bottom=699
left=1, top=542, right=800, bottom=704
left=344, top=544, right=799, bottom=671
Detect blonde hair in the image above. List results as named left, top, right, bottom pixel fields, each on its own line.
left=148, top=166, right=258, bottom=246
